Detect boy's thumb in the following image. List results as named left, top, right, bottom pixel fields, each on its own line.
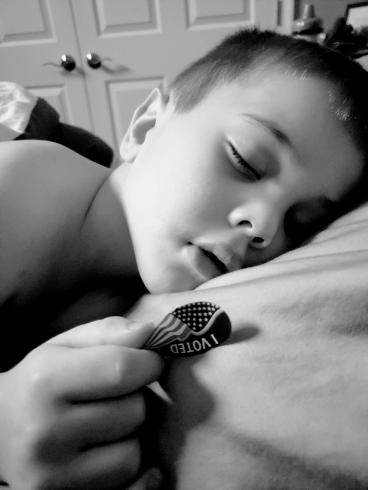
left=46, top=316, right=156, bottom=349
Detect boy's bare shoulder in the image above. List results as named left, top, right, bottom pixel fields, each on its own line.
left=0, top=140, right=108, bottom=183
left=0, top=140, right=109, bottom=306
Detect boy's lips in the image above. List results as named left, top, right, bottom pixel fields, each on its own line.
left=184, top=242, right=242, bottom=282
left=184, top=244, right=223, bottom=282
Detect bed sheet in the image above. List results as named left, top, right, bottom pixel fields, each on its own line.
left=150, top=201, right=368, bottom=489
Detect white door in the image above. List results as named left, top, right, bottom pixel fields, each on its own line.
left=0, top=0, right=91, bottom=129
left=0, top=0, right=287, bottom=155
left=71, top=0, right=284, bottom=154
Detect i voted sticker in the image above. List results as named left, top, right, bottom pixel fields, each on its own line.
left=143, top=301, right=231, bottom=357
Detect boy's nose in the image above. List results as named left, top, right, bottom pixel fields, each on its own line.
left=228, top=202, right=282, bottom=248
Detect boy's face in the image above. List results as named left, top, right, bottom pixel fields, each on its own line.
left=120, top=71, right=363, bottom=293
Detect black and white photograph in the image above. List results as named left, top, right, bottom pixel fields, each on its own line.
left=0, top=1, right=368, bottom=489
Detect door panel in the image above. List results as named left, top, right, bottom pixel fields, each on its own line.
left=0, top=0, right=54, bottom=43
left=186, top=0, right=252, bottom=27
left=93, top=0, right=161, bottom=34
left=0, top=0, right=91, bottom=129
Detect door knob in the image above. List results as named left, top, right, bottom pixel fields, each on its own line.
left=60, top=54, right=76, bottom=72
left=43, top=54, right=77, bottom=72
left=86, top=52, right=102, bottom=69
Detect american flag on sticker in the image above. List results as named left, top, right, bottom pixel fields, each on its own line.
left=143, top=301, right=232, bottom=357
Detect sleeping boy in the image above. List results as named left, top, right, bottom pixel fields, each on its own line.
left=0, top=29, right=367, bottom=489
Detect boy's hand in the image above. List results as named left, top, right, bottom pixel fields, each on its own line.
left=0, top=317, right=163, bottom=490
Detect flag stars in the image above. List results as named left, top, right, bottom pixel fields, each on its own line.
left=173, top=301, right=220, bottom=331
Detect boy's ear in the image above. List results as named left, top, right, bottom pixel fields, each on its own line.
left=119, top=87, right=168, bottom=163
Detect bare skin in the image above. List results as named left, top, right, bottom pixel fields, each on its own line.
left=0, top=70, right=364, bottom=488
left=0, top=141, right=146, bottom=365
left=0, top=317, right=163, bottom=489
left=0, top=142, right=156, bottom=488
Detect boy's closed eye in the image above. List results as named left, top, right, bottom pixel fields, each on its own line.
left=226, top=141, right=263, bottom=182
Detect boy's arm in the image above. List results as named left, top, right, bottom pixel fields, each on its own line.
left=129, top=253, right=368, bottom=488
left=0, top=140, right=107, bottom=310
left=0, top=140, right=110, bottom=367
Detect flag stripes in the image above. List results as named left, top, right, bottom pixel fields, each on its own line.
left=144, top=308, right=223, bottom=350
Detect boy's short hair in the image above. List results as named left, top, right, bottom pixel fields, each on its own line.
left=169, top=29, right=368, bottom=210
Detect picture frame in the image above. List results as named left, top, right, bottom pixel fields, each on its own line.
left=345, top=2, right=368, bottom=31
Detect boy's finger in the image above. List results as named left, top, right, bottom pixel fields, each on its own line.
left=65, top=438, right=141, bottom=488
left=47, top=316, right=155, bottom=349
left=48, top=344, right=163, bottom=401
left=61, top=392, right=145, bottom=446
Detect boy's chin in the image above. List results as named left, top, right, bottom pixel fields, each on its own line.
left=141, top=271, right=201, bottom=294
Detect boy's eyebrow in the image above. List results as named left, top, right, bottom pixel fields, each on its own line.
left=242, top=113, right=293, bottom=149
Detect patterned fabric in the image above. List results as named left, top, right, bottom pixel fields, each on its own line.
left=0, top=81, right=39, bottom=140
left=0, top=81, right=113, bottom=167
